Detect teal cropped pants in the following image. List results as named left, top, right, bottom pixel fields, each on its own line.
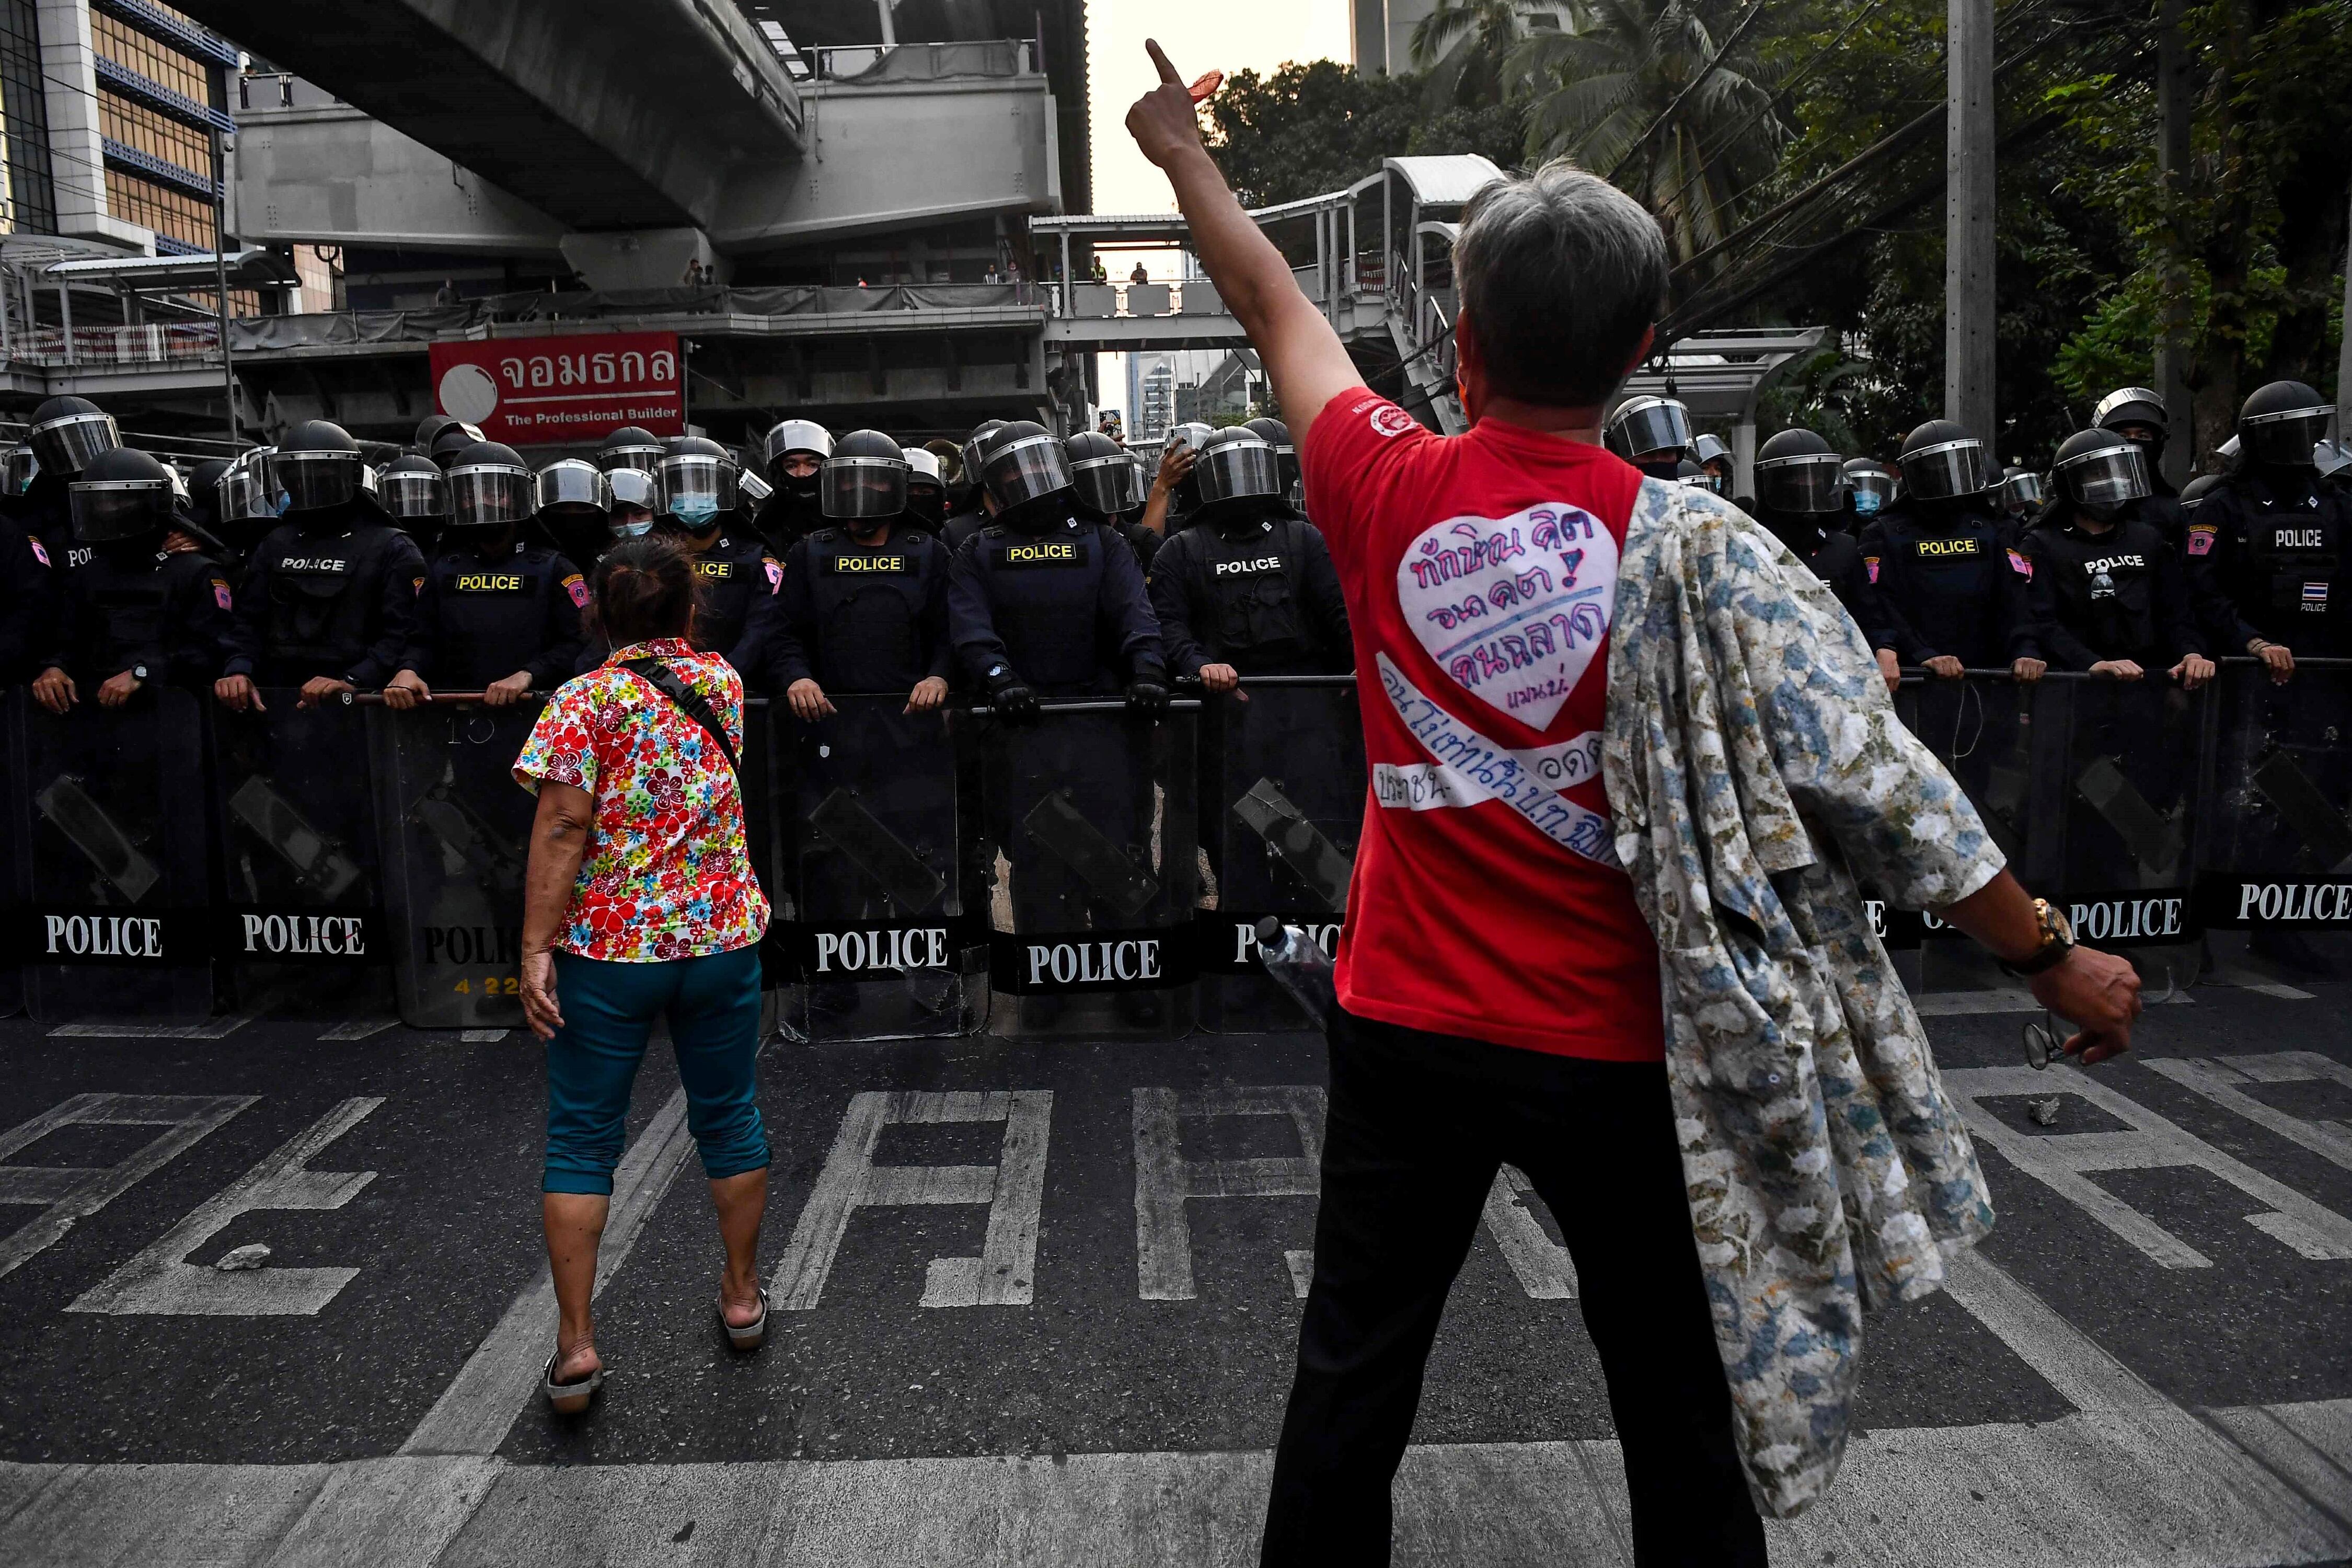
left=542, top=946, right=768, bottom=1196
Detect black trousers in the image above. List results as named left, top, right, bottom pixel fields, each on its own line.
left=1260, top=1008, right=1768, bottom=1566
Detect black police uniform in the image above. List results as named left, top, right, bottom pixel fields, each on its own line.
left=1757, top=509, right=1882, bottom=636
left=1858, top=502, right=2037, bottom=667
left=35, top=543, right=234, bottom=693
left=1147, top=512, right=1350, bottom=679
left=2187, top=468, right=2352, bottom=658
left=942, top=505, right=990, bottom=553
left=2019, top=511, right=2203, bottom=673
left=223, top=507, right=428, bottom=689
left=679, top=529, right=784, bottom=682
left=402, top=538, right=587, bottom=690
left=0, top=513, right=57, bottom=683
left=754, top=489, right=824, bottom=557
left=1113, top=517, right=1163, bottom=575
left=772, top=526, right=951, bottom=694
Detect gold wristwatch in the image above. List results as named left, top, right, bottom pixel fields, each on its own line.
left=2000, top=897, right=2076, bottom=977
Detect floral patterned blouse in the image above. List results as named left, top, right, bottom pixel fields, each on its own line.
left=513, top=638, right=768, bottom=961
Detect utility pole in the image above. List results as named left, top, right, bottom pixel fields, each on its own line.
left=1945, top=0, right=1996, bottom=444
left=2154, top=0, right=2194, bottom=483
left=2337, top=176, right=2352, bottom=452
left=210, top=121, right=240, bottom=450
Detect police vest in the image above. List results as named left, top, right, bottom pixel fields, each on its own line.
left=971, top=519, right=1121, bottom=693
left=684, top=533, right=779, bottom=655
left=261, top=522, right=402, bottom=673
left=2043, top=519, right=2166, bottom=658
left=428, top=544, right=576, bottom=687
left=1195, top=515, right=1314, bottom=671
left=2228, top=478, right=2344, bottom=635
left=803, top=527, right=938, bottom=691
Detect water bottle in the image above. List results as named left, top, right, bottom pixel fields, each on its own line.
left=1253, top=916, right=1336, bottom=1027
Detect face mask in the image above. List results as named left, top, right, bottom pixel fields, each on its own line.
left=668, top=496, right=720, bottom=529
left=612, top=516, right=654, bottom=539
left=1852, top=491, right=1883, bottom=517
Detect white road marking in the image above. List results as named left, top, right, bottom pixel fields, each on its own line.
left=1944, top=1064, right=2352, bottom=1268
left=45, top=1012, right=255, bottom=1040
left=67, top=1098, right=385, bottom=1315
left=399, top=1087, right=695, bottom=1456
left=1482, top=1165, right=1578, bottom=1299
left=2206, top=965, right=2316, bottom=1001
left=769, top=1090, right=1054, bottom=1310
left=2143, top=1052, right=2352, bottom=1171
left=1133, top=1086, right=1324, bottom=1301
left=5, top=1402, right=2347, bottom=1566
left=1938, top=1248, right=2166, bottom=1412
left=459, top=1029, right=510, bottom=1044
left=1911, top=987, right=2046, bottom=1016
left=316, top=1019, right=398, bottom=1042
left=0, top=1093, right=255, bottom=1282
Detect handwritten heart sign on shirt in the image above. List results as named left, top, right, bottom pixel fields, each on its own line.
left=1394, top=502, right=1618, bottom=731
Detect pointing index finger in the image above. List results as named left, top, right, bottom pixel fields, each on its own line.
left=1145, top=38, right=1182, bottom=86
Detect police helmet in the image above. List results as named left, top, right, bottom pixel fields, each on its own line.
left=606, top=467, right=657, bottom=537
left=1244, top=416, right=1299, bottom=497
left=216, top=449, right=277, bottom=525
left=429, top=424, right=478, bottom=474
left=28, top=395, right=120, bottom=479
left=656, top=435, right=738, bottom=527
left=414, top=413, right=466, bottom=452
left=1897, top=420, right=1993, bottom=500
left=534, top=457, right=607, bottom=522
left=2051, top=429, right=2152, bottom=510
left=1754, top=429, right=1844, bottom=515
left=4, top=445, right=38, bottom=495
left=1605, top=396, right=1692, bottom=461
left=2180, top=474, right=2221, bottom=514
left=1998, top=466, right=2046, bottom=511
left=597, top=425, right=665, bottom=475
left=1841, top=457, right=1896, bottom=507
left=1066, top=430, right=1145, bottom=519
left=446, top=442, right=535, bottom=532
left=2237, top=380, right=2333, bottom=467
left=821, top=429, right=908, bottom=524
left=2093, top=387, right=2167, bottom=445
left=68, top=445, right=174, bottom=544
left=1675, top=458, right=1715, bottom=490
left=1691, top=432, right=1734, bottom=471
left=378, top=454, right=450, bottom=524
left=978, top=420, right=1073, bottom=513
left=188, top=458, right=233, bottom=524
left=763, top=418, right=833, bottom=485
left=1195, top=425, right=1283, bottom=509
left=270, top=420, right=365, bottom=512
left=961, top=419, right=1011, bottom=501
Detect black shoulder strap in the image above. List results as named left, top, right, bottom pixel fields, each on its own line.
left=620, top=657, right=741, bottom=776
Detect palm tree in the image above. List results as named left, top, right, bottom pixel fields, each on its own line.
left=1409, top=0, right=1564, bottom=111
left=1505, top=0, right=1785, bottom=266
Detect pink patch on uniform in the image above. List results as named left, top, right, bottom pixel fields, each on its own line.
left=563, top=573, right=589, bottom=609
left=763, top=559, right=782, bottom=591
left=27, top=536, right=48, bottom=567
left=2007, top=548, right=2032, bottom=579
left=212, top=578, right=233, bottom=611
left=2187, top=527, right=2215, bottom=557
left=1864, top=556, right=1880, bottom=584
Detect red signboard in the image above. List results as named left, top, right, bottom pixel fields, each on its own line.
left=428, top=331, right=682, bottom=446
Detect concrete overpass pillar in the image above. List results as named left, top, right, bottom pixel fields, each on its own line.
left=558, top=229, right=728, bottom=291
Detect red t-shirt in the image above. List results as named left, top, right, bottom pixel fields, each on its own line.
left=1307, top=390, right=1665, bottom=1061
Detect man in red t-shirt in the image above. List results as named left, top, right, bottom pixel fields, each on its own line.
left=1124, top=42, right=2142, bottom=1566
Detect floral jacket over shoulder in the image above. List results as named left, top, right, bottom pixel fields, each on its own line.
left=1602, top=480, right=2004, bottom=1517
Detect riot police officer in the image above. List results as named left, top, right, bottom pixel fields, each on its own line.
left=1691, top=432, right=1735, bottom=497
left=1751, top=430, right=1887, bottom=677
left=385, top=442, right=586, bottom=710
left=942, top=418, right=1009, bottom=550
left=755, top=418, right=832, bottom=553
left=652, top=435, right=781, bottom=681
left=12, top=395, right=122, bottom=547
left=1245, top=416, right=1301, bottom=516
left=596, top=424, right=665, bottom=477
left=1604, top=395, right=1692, bottom=480
left=2022, top=430, right=2211, bottom=685
left=429, top=424, right=480, bottom=474
left=217, top=420, right=426, bottom=710
left=773, top=430, right=951, bottom=720
left=28, top=447, right=230, bottom=711
left=532, top=457, right=610, bottom=570
left=2187, top=381, right=2349, bottom=673
left=905, top=446, right=948, bottom=534
left=606, top=467, right=657, bottom=543
left=1842, top=457, right=1895, bottom=529
left=0, top=498, right=54, bottom=685
left=949, top=420, right=1167, bottom=712
left=1066, top=430, right=1161, bottom=571
left=1861, top=420, right=2042, bottom=679
left=1147, top=424, right=1350, bottom=692
left=5, top=444, right=36, bottom=496
left=1996, top=467, right=2045, bottom=526
left=377, top=453, right=450, bottom=555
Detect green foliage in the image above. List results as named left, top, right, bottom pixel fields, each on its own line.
left=1201, top=60, right=1527, bottom=210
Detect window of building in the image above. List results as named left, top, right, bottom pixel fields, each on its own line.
left=104, top=167, right=214, bottom=251
left=99, top=92, right=214, bottom=181
left=0, top=0, right=52, bottom=233
left=92, top=13, right=216, bottom=109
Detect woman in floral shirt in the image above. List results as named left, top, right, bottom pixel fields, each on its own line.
left=513, top=536, right=772, bottom=1414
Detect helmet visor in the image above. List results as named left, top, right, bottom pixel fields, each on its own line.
left=2241, top=405, right=2332, bottom=466
left=765, top=420, right=833, bottom=473
left=1899, top=439, right=1992, bottom=500
left=1196, top=437, right=1281, bottom=505
left=1756, top=453, right=1844, bottom=514
left=658, top=455, right=738, bottom=514
left=30, top=411, right=120, bottom=476
left=1071, top=451, right=1145, bottom=516
left=1609, top=399, right=1690, bottom=459
left=216, top=464, right=274, bottom=523
left=269, top=448, right=361, bottom=511
left=981, top=433, right=1073, bottom=510
left=598, top=442, right=663, bottom=474
left=382, top=468, right=451, bottom=520
left=822, top=455, right=907, bottom=520
left=2093, top=387, right=2165, bottom=431
left=69, top=478, right=169, bottom=543
left=5, top=447, right=36, bottom=493
left=534, top=462, right=606, bottom=516
left=1846, top=468, right=1895, bottom=504
left=2056, top=443, right=2150, bottom=508
left=606, top=468, right=656, bottom=512
left=1999, top=470, right=2046, bottom=508
left=447, top=466, right=534, bottom=529
left=737, top=468, right=774, bottom=505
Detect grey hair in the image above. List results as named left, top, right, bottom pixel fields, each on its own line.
left=1452, top=159, right=1669, bottom=408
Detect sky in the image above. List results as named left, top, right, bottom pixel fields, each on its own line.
left=1085, top=3, right=1352, bottom=429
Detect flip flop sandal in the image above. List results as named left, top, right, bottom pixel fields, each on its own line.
left=543, top=1350, right=604, bottom=1414
left=722, top=1287, right=770, bottom=1352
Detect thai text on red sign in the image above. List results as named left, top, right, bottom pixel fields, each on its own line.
left=429, top=331, right=682, bottom=446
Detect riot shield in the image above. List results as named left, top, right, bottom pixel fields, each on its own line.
left=2195, top=659, right=2352, bottom=973
left=1195, top=677, right=1364, bottom=1032
left=2038, top=674, right=2207, bottom=959
left=959, top=699, right=1200, bottom=1037
left=209, top=691, right=391, bottom=1015
left=4, top=687, right=212, bottom=1022
left=770, top=694, right=971, bottom=1043
left=369, top=700, right=541, bottom=1028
